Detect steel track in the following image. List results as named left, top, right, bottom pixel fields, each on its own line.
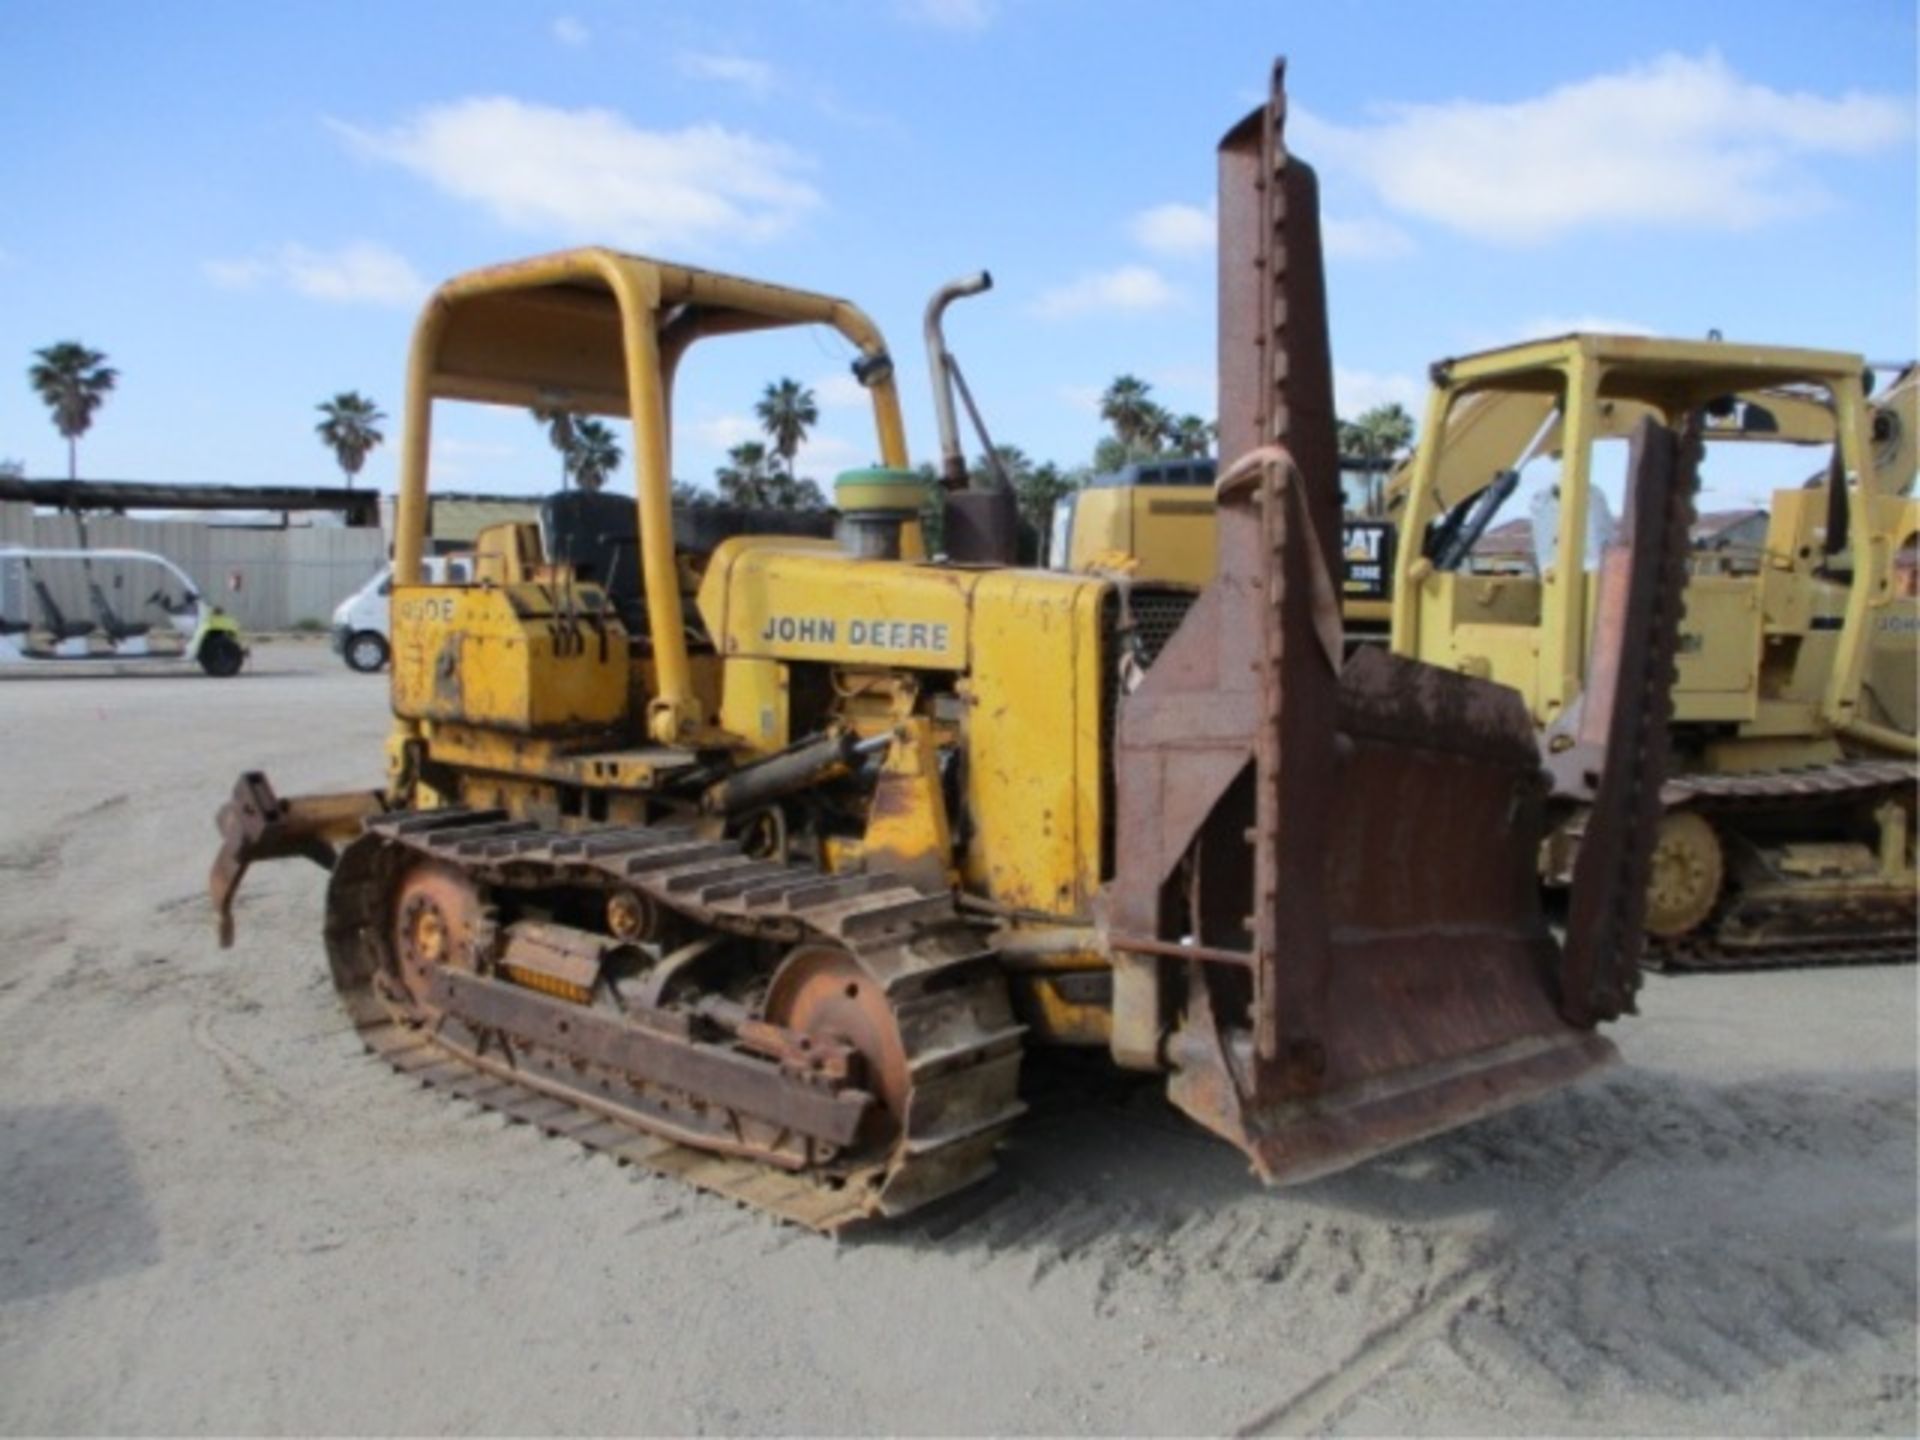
left=1652, top=758, right=1917, bottom=970
left=325, top=808, right=1027, bottom=1231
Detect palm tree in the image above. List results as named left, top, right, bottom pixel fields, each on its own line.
left=29, top=342, right=118, bottom=481
left=1012, top=460, right=1081, bottom=542
left=715, top=440, right=776, bottom=507
left=1339, top=403, right=1416, bottom=516
left=533, top=407, right=578, bottom=488
left=766, top=472, right=829, bottom=510
left=755, top=378, right=818, bottom=476
left=1340, top=403, right=1416, bottom=462
left=968, top=444, right=1032, bottom=492
left=314, top=391, right=386, bottom=490
left=1168, top=414, right=1216, bottom=458
left=569, top=419, right=623, bottom=491
left=1099, top=374, right=1157, bottom=456
left=1136, top=401, right=1173, bottom=457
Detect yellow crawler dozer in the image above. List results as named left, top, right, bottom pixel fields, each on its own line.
left=1388, top=341, right=1917, bottom=967
left=1061, top=345, right=1917, bottom=970
left=209, top=65, right=1692, bottom=1227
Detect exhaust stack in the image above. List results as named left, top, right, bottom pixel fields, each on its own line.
left=922, top=271, right=1021, bottom=563
left=925, top=271, right=991, bottom=492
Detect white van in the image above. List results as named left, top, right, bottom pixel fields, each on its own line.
left=330, top=554, right=471, bottom=672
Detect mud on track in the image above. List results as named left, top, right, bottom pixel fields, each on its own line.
left=1, top=641, right=1914, bottom=1435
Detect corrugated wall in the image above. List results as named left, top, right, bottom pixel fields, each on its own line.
left=0, top=503, right=386, bottom=631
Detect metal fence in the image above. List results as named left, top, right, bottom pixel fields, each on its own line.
left=0, top=502, right=387, bottom=632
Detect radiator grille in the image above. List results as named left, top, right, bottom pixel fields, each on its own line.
left=1101, top=585, right=1200, bottom=877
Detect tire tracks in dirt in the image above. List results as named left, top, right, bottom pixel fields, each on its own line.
left=1232, top=1154, right=1625, bottom=1436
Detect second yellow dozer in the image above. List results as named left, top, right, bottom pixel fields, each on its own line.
left=1385, top=344, right=1917, bottom=967
left=207, top=65, right=1691, bottom=1228
left=1065, top=347, right=1918, bottom=970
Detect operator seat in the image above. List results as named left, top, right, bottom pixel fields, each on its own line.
left=538, top=490, right=836, bottom=636
left=87, top=576, right=150, bottom=641
left=23, top=565, right=96, bottom=641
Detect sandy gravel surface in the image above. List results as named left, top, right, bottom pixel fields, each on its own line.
left=1, top=642, right=1914, bottom=1435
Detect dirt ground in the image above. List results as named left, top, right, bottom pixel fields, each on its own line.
left=0, top=640, right=1914, bottom=1436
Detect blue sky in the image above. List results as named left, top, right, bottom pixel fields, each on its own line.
left=2, top=1, right=1914, bottom=509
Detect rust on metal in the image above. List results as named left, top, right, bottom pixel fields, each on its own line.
left=1551, top=415, right=1697, bottom=1024
left=497, top=919, right=615, bottom=1004
left=762, top=943, right=912, bottom=1144
left=1107, top=934, right=1255, bottom=969
left=1109, top=58, right=1689, bottom=1186
left=429, top=966, right=876, bottom=1151
left=208, top=771, right=385, bottom=947
left=316, top=808, right=1027, bottom=1229
left=391, top=861, right=487, bottom=1012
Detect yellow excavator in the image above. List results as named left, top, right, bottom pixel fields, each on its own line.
left=1065, top=345, right=1917, bottom=969
left=207, top=64, right=1691, bottom=1228
left=1048, top=454, right=1396, bottom=590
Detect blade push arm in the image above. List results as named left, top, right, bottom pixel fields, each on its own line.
left=209, top=772, right=386, bottom=947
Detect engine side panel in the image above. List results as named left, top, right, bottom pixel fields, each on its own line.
left=390, top=583, right=629, bottom=734
left=962, top=571, right=1108, bottom=916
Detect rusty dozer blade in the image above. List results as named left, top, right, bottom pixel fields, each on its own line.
left=210, top=771, right=386, bottom=947
left=1547, top=414, right=1698, bottom=1019
left=1109, top=61, right=1689, bottom=1185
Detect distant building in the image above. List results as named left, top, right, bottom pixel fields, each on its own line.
left=1689, top=508, right=1768, bottom=573
left=1469, top=517, right=1537, bottom=575
left=380, top=492, right=542, bottom=553
left=1466, top=507, right=1776, bottom=578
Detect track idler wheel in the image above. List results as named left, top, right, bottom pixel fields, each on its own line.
left=389, top=861, right=486, bottom=1015
left=762, top=945, right=909, bottom=1152
left=1645, top=810, right=1724, bottom=940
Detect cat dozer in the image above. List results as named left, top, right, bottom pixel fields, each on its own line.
left=1059, top=353, right=1917, bottom=971
left=209, top=64, right=1690, bottom=1228
left=1388, top=345, right=1916, bottom=968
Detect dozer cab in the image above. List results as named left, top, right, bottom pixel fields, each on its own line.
left=1389, top=341, right=1917, bottom=967
left=209, top=64, right=1690, bottom=1228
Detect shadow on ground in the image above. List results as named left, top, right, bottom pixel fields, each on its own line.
left=0, top=1104, right=162, bottom=1305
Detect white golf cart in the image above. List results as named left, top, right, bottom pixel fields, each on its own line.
left=0, top=547, right=247, bottom=676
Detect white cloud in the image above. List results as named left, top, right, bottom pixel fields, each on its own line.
left=1294, top=52, right=1911, bottom=244
left=1033, top=265, right=1177, bottom=319
left=334, top=98, right=821, bottom=250
left=1057, top=384, right=1103, bottom=417
left=281, top=243, right=427, bottom=305
left=202, top=242, right=426, bottom=307
left=1147, top=363, right=1214, bottom=398
left=551, top=16, right=588, bottom=47
left=677, top=51, right=776, bottom=99
left=1129, top=202, right=1213, bottom=257
left=898, top=0, right=993, bottom=31
left=1460, top=314, right=1656, bottom=352
left=435, top=436, right=519, bottom=460
left=795, top=433, right=863, bottom=474
left=1321, top=215, right=1414, bottom=261
left=689, top=414, right=761, bottom=452
left=1518, top=314, right=1654, bottom=341
left=1334, top=366, right=1425, bottom=418
left=203, top=257, right=271, bottom=289
left=810, top=372, right=869, bottom=408
left=432, top=435, right=521, bottom=480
